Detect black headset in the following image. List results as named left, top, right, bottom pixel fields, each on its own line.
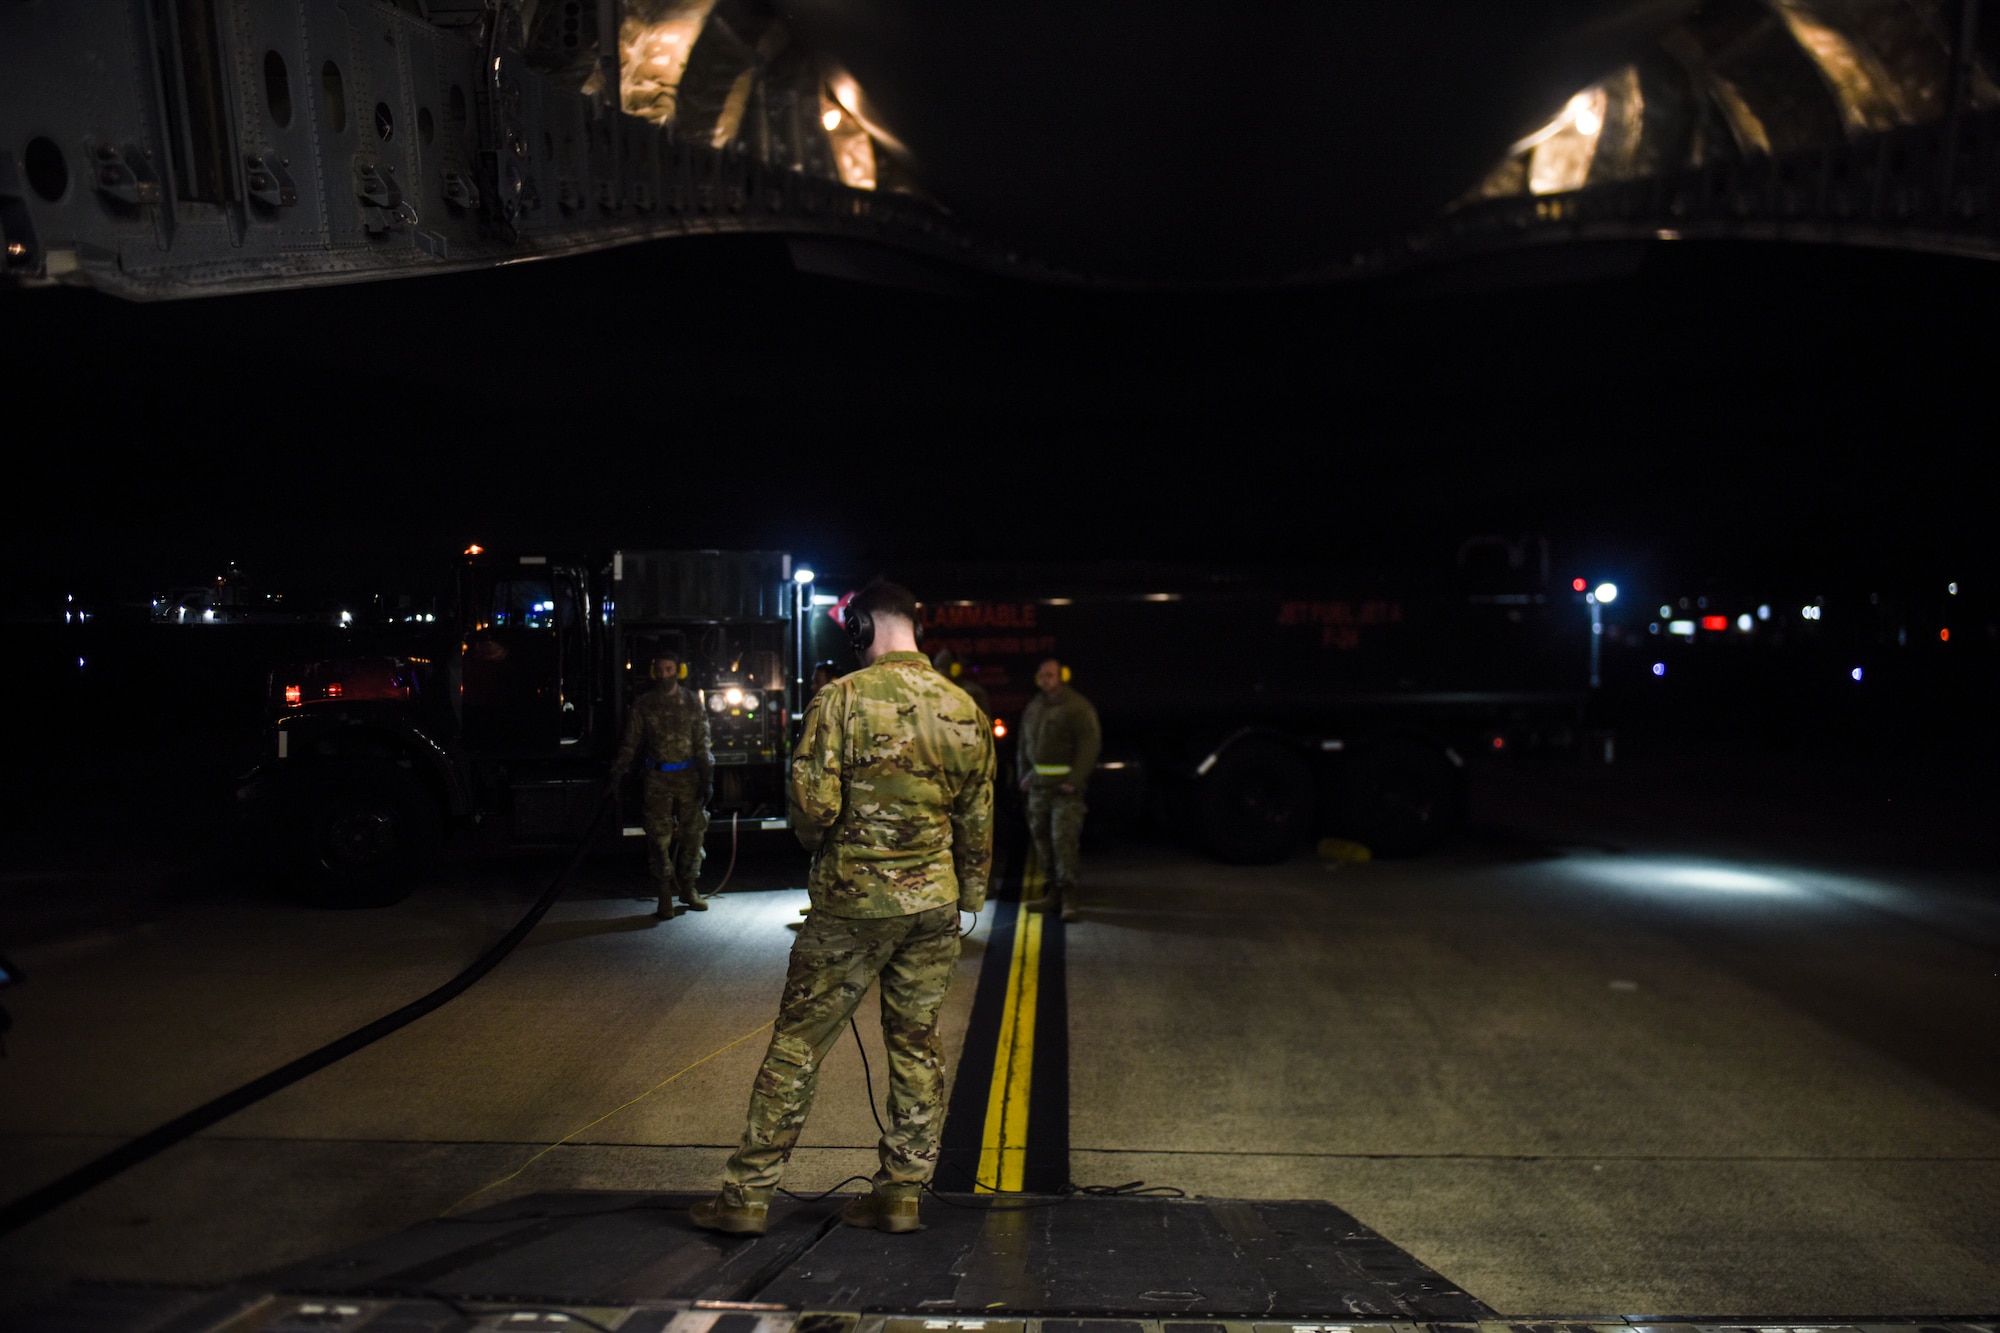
left=845, top=603, right=874, bottom=656
left=844, top=589, right=919, bottom=658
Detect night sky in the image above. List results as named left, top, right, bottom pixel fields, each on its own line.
left=5, top=233, right=1991, bottom=609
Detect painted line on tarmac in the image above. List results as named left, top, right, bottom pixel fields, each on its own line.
left=940, top=841, right=1070, bottom=1194
left=978, top=888, right=1042, bottom=1191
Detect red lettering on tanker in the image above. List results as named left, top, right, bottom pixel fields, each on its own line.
left=922, top=603, right=1038, bottom=631
left=1276, top=600, right=1404, bottom=651
left=930, top=634, right=1058, bottom=658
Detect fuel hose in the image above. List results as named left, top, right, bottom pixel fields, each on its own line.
left=0, top=804, right=613, bottom=1238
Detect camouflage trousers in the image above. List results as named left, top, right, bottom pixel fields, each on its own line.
left=724, top=904, right=960, bottom=1197
left=1026, top=784, right=1087, bottom=893
left=642, top=773, right=707, bottom=903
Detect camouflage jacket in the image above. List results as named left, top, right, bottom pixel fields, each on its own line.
left=957, top=676, right=993, bottom=718
left=1019, top=684, right=1101, bottom=789
left=790, top=650, right=996, bottom=917
left=610, top=682, right=713, bottom=783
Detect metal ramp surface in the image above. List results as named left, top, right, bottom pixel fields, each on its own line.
left=14, top=1191, right=2000, bottom=1331
left=246, top=1191, right=1487, bottom=1318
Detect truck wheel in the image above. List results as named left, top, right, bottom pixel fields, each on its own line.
left=285, top=768, right=436, bottom=908
left=1196, top=741, right=1312, bottom=864
left=1336, top=742, right=1462, bottom=857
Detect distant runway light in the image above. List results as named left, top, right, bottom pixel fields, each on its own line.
left=1737, top=613, right=1753, bottom=632
left=1757, top=604, right=1771, bottom=621
left=1572, top=577, right=1588, bottom=592
left=1851, top=667, right=1864, bottom=681
left=1659, top=605, right=1671, bottom=619
left=1652, top=662, right=1666, bottom=676
left=1594, top=582, right=1618, bottom=604
left=1948, top=582, right=1958, bottom=595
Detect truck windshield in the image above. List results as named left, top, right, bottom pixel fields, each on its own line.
left=474, top=577, right=556, bottom=631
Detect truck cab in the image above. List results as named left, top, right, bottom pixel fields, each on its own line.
left=244, top=548, right=801, bottom=906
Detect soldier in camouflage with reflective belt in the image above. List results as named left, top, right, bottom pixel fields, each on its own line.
left=1019, top=657, right=1100, bottom=920
left=692, top=581, right=994, bottom=1238
left=605, top=647, right=714, bottom=918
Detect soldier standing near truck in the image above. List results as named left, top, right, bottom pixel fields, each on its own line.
left=691, top=581, right=995, bottom=1237
left=1019, top=657, right=1100, bottom=920
left=605, top=646, right=714, bottom=919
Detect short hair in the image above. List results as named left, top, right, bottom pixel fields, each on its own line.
left=849, top=580, right=920, bottom=631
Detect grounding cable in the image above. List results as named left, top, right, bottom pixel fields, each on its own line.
left=0, top=804, right=615, bottom=1238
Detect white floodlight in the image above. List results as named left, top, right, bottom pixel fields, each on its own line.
left=1593, top=582, right=1618, bottom=605
left=794, top=567, right=816, bottom=585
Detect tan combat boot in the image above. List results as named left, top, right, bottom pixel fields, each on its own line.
left=840, top=1188, right=923, bottom=1234
left=679, top=884, right=708, bottom=911
left=689, top=1185, right=770, bottom=1235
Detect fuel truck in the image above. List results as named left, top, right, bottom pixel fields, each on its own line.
left=810, top=539, right=1600, bottom=864
left=241, top=547, right=809, bottom=906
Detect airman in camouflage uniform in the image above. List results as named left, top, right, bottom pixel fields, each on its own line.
left=693, top=581, right=994, bottom=1238
left=1019, top=657, right=1100, bottom=920
left=606, top=648, right=713, bottom=918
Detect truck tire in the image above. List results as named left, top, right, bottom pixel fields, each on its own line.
left=284, top=766, right=437, bottom=908
left=1336, top=741, right=1462, bottom=857
left=1196, top=740, right=1312, bottom=864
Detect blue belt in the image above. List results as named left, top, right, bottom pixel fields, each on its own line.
left=652, top=760, right=692, bottom=773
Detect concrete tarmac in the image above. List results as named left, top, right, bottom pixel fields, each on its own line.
left=1, top=752, right=1995, bottom=1315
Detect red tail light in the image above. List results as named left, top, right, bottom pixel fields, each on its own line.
left=325, top=681, right=343, bottom=698
left=284, top=684, right=301, bottom=705
left=1701, top=615, right=1729, bottom=631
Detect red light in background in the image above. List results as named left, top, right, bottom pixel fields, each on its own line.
left=325, top=681, right=343, bottom=698
left=1941, top=627, right=1951, bottom=642
left=992, top=718, right=1008, bottom=739
left=1571, top=578, right=1588, bottom=592
left=1701, top=615, right=1729, bottom=631
left=284, top=684, right=301, bottom=705
left=1492, top=736, right=1505, bottom=749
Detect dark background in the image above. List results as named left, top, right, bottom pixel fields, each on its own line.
left=2, top=234, right=1993, bottom=832
left=4, top=234, right=1991, bottom=602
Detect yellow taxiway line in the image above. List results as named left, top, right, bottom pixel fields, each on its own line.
left=976, top=854, right=1046, bottom=1192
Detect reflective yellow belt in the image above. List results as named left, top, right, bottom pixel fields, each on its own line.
left=1032, top=764, right=1072, bottom=777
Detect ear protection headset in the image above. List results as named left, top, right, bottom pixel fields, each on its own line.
left=844, top=597, right=920, bottom=657
left=845, top=604, right=874, bottom=657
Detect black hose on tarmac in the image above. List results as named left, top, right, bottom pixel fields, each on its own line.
left=0, top=804, right=614, bottom=1238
